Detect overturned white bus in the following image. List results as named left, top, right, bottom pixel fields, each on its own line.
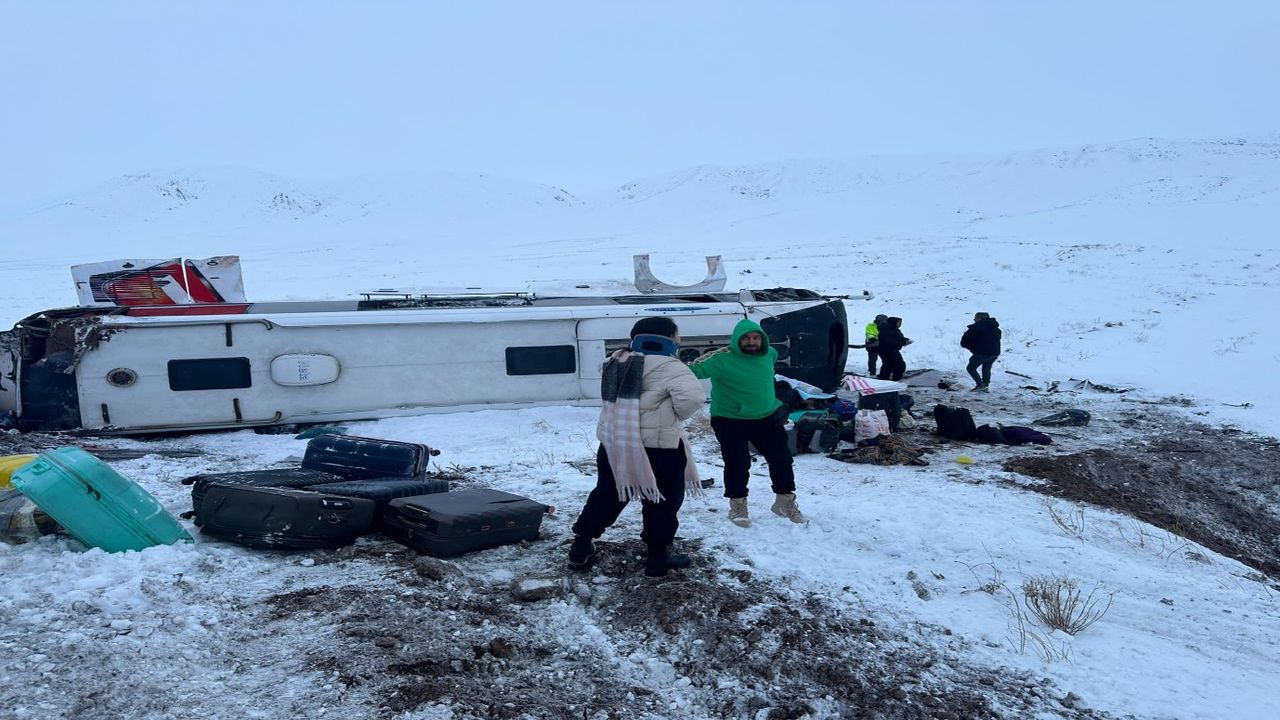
left=1, top=287, right=852, bottom=435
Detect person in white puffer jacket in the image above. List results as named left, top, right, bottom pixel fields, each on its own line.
left=568, top=316, right=706, bottom=577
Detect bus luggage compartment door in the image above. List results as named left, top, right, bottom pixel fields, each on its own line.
left=758, top=299, right=848, bottom=392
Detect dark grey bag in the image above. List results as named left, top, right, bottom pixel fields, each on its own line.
left=379, top=488, right=548, bottom=558
left=199, top=485, right=376, bottom=549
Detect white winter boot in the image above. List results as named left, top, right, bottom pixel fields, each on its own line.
left=728, top=497, right=751, bottom=527
left=770, top=493, right=808, bottom=524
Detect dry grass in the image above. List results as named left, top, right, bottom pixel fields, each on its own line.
left=1045, top=500, right=1087, bottom=540
left=1021, top=576, right=1113, bottom=636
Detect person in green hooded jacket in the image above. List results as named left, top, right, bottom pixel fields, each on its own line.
left=689, top=319, right=807, bottom=527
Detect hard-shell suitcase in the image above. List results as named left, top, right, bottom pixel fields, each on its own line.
left=182, top=467, right=342, bottom=523
left=858, top=391, right=902, bottom=433
left=379, top=488, right=548, bottom=558
left=302, top=435, right=435, bottom=481
left=199, top=484, right=376, bottom=549
left=308, top=478, right=450, bottom=509
left=11, top=447, right=193, bottom=552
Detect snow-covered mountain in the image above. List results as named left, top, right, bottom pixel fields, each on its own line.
left=0, top=166, right=582, bottom=256
left=2, top=136, right=1277, bottom=425
left=2, top=135, right=1280, bottom=719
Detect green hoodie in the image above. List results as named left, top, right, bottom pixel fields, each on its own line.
left=689, top=318, right=781, bottom=420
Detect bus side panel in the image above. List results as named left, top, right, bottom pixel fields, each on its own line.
left=76, top=318, right=585, bottom=431
left=575, top=312, right=742, bottom=397
left=75, top=324, right=253, bottom=430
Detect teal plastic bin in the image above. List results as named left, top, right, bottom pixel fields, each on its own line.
left=11, top=447, right=193, bottom=552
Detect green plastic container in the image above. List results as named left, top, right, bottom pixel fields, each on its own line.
left=11, top=447, right=193, bottom=552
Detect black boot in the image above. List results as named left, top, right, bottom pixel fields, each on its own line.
left=567, top=536, right=598, bottom=571
left=644, top=548, right=692, bottom=578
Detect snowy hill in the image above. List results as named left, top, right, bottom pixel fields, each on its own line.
left=0, top=166, right=581, bottom=259
left=1, top=136, right=1279, bottom=719
left=1, top=138, right=1277, bottom=433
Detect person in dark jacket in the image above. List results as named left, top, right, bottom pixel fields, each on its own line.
left=875, top=316, right=911, bottom=381
left=960, top=312, right=1002, bottom=391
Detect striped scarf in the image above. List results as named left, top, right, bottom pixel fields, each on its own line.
left=597, top=349, right=702, bottom=502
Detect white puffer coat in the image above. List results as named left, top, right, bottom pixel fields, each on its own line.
left=598, top=354, right=706, bottom=448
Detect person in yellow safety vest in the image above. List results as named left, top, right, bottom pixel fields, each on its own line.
left=864, top=314, right=887, bottom=376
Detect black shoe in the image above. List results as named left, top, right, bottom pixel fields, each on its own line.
left=567, top=536, right=598, bottom=571
left=700, top=478, right=716, bottom=489
left=644, top=552, right=691, bottom=578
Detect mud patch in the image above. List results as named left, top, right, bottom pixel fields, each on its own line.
left=599, top=539, right=1109, bottom=720
left=258, top=541, right=1114, bottom=720
left=1005, top=422, right=1280, bottom=579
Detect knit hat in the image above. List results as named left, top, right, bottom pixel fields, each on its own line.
left=630, top=316, right=678, bottom=339
left=874, top=314, right=888, bottom=323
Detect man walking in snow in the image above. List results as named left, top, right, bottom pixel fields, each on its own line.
left=567, top=317, right=706, bottom=577
left=961, top=312, right=1002, bottom=391
left=689, top=319, right=806, bottom=527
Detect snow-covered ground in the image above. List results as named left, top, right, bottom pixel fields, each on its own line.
left=1, top=139, right=1278, bottom=719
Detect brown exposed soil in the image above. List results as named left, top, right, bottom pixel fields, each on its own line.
left=1005, top=424, right=1280, bottom=580
left=257, top=538, right=1116, bottom=720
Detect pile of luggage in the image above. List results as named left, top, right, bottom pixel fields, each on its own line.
left=1, top=436, right=550, bottom=559
left=777, top=373, right=914, bottom=456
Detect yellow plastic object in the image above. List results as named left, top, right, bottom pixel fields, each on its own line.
left=955, top=455, right=974, bottom=465
left=0, top=454, right=38, bottom=488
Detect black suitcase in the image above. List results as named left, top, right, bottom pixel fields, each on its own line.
left=858, top=391, right=902, bottom=432
left=378, top=488, right=548, bottom=558
left=199, top=484, right=376, bottom=549
left=301, top=435, right=435, bottom=480
left=308, top=478, right=450, bottom=508
left=787, top=414, right=842, bottom=455
left=182, top=467, right=343, bottom=523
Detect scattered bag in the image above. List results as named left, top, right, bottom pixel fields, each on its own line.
left=788, top=414, right=842, bottom=455
left=898, top=412, right=916, bottom=430
left=11, top=447, right=193, bottom=552
left=830, top=397, right=860, bottom=421
left=974, top=424, right=1008, bottom=445
left=1032, top=409, right=1091, bottom=427
left=199, top=485, right=376, bottom=549
left=854, top=409, right=892, bottom=443
left=999, top=426, right=1053, bottom=445
left=933, top=404, right=977, bottom=441
left=857, top=392, right=902, bottom=432
left=379, top=488, right=549, bottom=558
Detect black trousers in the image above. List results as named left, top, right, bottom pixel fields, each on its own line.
left=877, top=348, right=906, bottom=381
left=865, top=346, right=879, bottom=375
left=571, top=444, right=687, bottom=552
left=710, top=415, right=795, bottom=499
left=966, top=353, right=998, bottom=387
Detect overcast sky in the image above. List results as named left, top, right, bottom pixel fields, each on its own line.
left=2, top=1, right=1277, bottom=207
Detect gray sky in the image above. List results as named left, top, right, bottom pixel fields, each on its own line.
left=2, top=1, right=1277, bottom=206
